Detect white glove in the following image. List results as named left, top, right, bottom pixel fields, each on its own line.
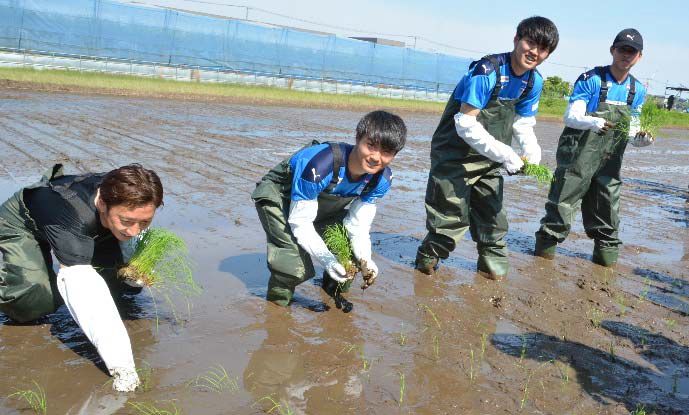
left=56, top=265, right=138, bottom=391
left=288, top=199, right=348, bottom=282
left=343, top=199, right=378, bottom=287
left=630, top=132, right=654, bottom=147
left=454, top=112, right=523, bottom=173
left=564, top=100, right=607, bottom=132
left=512, top=115, right=541, bottom=165
left=112, top=367, right=140, bottom=392
left=325, top=262, right=348, bottom=283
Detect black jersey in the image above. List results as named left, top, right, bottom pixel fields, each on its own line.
left=23, top=173, right=122, bottom=267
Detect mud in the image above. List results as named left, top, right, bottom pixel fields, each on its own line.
left=0, top=88, right=688, bottom=414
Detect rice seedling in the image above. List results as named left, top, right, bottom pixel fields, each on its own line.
left=519, top=334, right=528, bottom=363
left=522, top=160, right=554, bottom=184
left=614, top=293, right=627, bottom=316
left=469, top=347, right=476, bottom=382
left=253, top=395, right=294, bottom=415
left=417, top=303, right=442, bottom=329
left=398, top=331, right=408, bottom=346
left=128, top=401, right=181, bottom=415
left=631, top=404, right=647, bottom=415
left=587, top=307, right=604, bottom=328
left=398, top=371, right=406, bottom=406
left=118, top=228, right=201, bottom=323
left=609, top=340, right=616, bottom=362
left=8, top=381, right=47, bottom=415
left=188, top=365, right=239, bottom=393
left=322, top=224, right=358, bottom=278
left=664, top=318, right=677, bottom=330
left=339, top=344, right=373, bottom=373
left=480, top=332, right=488, bottom=362
left=137, top=361, right=154, bottom=392
left=609, top=101, right=665, bottom=141
left=432, top=335, right=440, bottom=360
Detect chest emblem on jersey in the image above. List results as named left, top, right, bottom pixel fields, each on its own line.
left=500, top=75, right=509, bottom=83
left=311, top=168, right=320, bottom=182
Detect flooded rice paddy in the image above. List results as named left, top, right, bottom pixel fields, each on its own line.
left=0, top=89, right=688, bottom=414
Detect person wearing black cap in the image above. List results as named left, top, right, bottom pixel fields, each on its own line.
left=534, top=28, right=653, bottom=267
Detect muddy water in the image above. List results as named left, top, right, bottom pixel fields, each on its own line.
left=0, top=89, right=688, bottom=414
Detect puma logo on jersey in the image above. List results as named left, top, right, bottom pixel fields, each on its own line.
left=481, top=64, right=489, bottom=72
left=311, top=168, right=320, bottom=182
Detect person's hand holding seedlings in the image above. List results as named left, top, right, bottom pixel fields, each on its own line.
left=630, top=130, right=654, bottom=147
left=343, top=199, right=378, bottom=289
left=597, top=120, right=616, bottom=135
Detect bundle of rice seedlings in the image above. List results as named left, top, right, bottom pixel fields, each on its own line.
left=522, top=160, right=554, bottom=184
left=322, top=224, right=358, bottom=279
left=118, top=228, right=201, bottom=321
left=609, top=101, right=664, bottom=140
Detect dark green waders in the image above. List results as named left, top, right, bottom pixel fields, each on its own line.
left=252, top=142, right=356, bottom=306
left=535, top=68, right=637, bottom=267
left=0, top=166, right=64, bottom=322
left=417, top=55, right=535, bottom=278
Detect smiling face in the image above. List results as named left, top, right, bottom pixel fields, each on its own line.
left=610, top=45, right=642, bottom=74
left=96, top=194, right=156, bottom=241
left=349, top=136, right=396, bottom=178
left=511, top=36, right=551, bottom=75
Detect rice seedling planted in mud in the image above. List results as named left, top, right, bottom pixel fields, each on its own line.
left=188, top=365, right=239, bottom=394
left=522, top=160, right=554, bottom=184
left=118, top=228, right=201, bottom=322
left=128, top=401, right=181, bottom=415
left=398, top=371, right=406, bottom=406
left=8, top=381, right=47, bottom=415
left=253, top=395, right=294, bottom=415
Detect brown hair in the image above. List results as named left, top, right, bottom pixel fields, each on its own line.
left=99, top=164, right=163, bottom=209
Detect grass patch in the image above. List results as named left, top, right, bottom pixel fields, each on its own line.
left=118, top=228, right=201, bottom=323
left=7, top=381, right=47, bottom=415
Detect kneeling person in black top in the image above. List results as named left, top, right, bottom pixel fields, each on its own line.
left=0, top=163, right=164, bottom=392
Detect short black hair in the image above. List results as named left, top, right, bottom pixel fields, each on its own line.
left=355, top=110, right=407, bottom=154
left=516, top=16, right=559, bottom=53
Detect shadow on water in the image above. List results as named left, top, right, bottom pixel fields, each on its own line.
left=631, top=268, right=689, bottom=316
left=492, top=321, right=689, bottom=413
left=219, top=253, right=331, bottom=312
left=1, top=289, right=154, bottom=375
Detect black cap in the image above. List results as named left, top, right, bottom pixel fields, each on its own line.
left=612, top=28, right=643, bottom=51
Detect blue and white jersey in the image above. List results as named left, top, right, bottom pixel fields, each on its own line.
left=570, top=66, right=646, bottom=113
left=452, top=52, right=544, bottom=117
left=289, top=143, right=392, bottom=204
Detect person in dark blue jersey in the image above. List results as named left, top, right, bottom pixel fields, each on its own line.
left=252, top=111, right=406, bottom=311
left=534, top=28, right=654, bottom=266
left=415, top=16, right=559, bottom=278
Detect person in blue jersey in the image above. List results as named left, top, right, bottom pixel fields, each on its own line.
left=415, top=16, right=559, bottom=278
left=252, top=111, right=407, bottom=311
left=534, top=29, right=654, bottom=266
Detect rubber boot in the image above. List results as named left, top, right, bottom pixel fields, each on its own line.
left=592, top=243, right=619, bottom=267
left=534, top=235, right=557, bottom=260
left=477, top=255, right=509, bottom=280
left=321, top=274, right=353, bottom=313
left=414, top=251, right=439, bottom=275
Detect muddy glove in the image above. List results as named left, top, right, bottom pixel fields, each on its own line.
left=343, top=199, right=378, bottom=289
left=512, top=115, right=541, bottom=165
left=455, top=112, right=524, bottom=174
left=112, top=367, right=140, bottom=392
left=288, top=199, right=349, bottom=283
left=630, top=131, right=654, bottom=147
left=56, top=264, right=140, bottom=392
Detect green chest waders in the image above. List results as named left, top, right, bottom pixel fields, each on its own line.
left=252, top=142, right=377, bottom=306
left=417, top=55, right=534, bottom=278
left=0, top=165, right=66, bottom=322
left=535, top=67, right=636, bottom=266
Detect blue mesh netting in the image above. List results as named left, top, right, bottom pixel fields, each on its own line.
left=0, top=0, right=472, bottom=92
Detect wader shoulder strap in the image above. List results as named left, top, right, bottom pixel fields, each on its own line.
left=486, top=55, right=502, bottom=101
left=49, top=174, right=98, bottom=222
left=325, top=142, right=344, bottom=193
left=518, top=69, right=535, bottom=100
left=362, top=171, right=384, bottom=194
left=596, top=66, right=609, bottom=104
left=626, top=75, right=637, bottom=106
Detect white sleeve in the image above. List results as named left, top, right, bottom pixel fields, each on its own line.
left=454, top=112, right=521, bottom=165
left=564, top=100, right=606, bottom=132
left=343, top=199, right=376, bottom=263
left=56, top=265, right=136, bottom=373
left=288, top=199, right=339, bottom=270
left=511, top=115, right=541, bottom=165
